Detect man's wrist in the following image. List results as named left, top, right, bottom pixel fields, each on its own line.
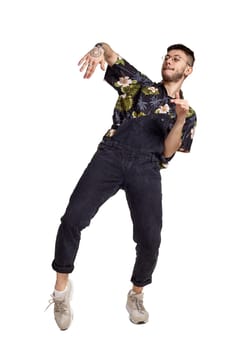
left=174, top=118, right=186, bottom=128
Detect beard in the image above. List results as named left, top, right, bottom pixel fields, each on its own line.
left=162, top=69, right=185, bottom=82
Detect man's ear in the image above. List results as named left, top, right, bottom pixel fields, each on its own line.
left=184, top=65, right=193, bottom=78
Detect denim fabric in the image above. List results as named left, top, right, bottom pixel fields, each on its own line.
left=52, top=139, right=162, bottom=287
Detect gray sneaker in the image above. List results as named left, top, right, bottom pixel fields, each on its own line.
left=47, top=280, right=73, bottom=330
left=126, top=290, right=149, bottom=324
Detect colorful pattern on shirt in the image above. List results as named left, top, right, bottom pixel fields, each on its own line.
left=104, top=57, right=197, bottom=168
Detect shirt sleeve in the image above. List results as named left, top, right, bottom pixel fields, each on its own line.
left=178, top=107, right=197, bottom=153
left=104, top=57, right=153, bottom=94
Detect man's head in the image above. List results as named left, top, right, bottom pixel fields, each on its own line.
left=167, top=44, right=195, bottom=67
left=161, top=44, right=195, bottom=83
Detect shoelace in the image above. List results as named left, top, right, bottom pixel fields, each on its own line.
left=44, top=295, right=67, bottom=313
left=44, top=296, right=55, bottom=312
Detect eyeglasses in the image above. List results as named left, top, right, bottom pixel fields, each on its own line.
left=162, top=54, right=191, bottom=66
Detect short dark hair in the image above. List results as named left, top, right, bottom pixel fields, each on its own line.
left=167, top=44, right=195, bottom=66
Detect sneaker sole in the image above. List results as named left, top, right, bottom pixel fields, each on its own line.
left=129, top=317, right=149, bottom=325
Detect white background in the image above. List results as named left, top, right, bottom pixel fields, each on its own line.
left=0, top=0, right=232, bottom=349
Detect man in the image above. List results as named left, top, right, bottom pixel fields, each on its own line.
left=48, top=42, right=197, bottom=330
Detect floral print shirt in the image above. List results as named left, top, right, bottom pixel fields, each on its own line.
left=104, top=57, right=197, bottom=168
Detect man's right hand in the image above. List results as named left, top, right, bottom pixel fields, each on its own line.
left=78, top=45, right=105, bottom=79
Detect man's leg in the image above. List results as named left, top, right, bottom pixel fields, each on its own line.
left=125, top=157, right=162, bottom=323
left=55, top=273, right=69, bottom=291
left=52, top=143, right=123, bottom=275
left=50, top=143, right=123, bottom=329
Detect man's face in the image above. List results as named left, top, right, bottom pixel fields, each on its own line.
left=161, top=49, right=192, bottom=82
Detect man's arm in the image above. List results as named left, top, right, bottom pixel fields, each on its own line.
left=163, top=92, right=190, bottom=158
left=78, top=42, right=118, bottom=79
left=163, top=119, right=185, bottom=158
